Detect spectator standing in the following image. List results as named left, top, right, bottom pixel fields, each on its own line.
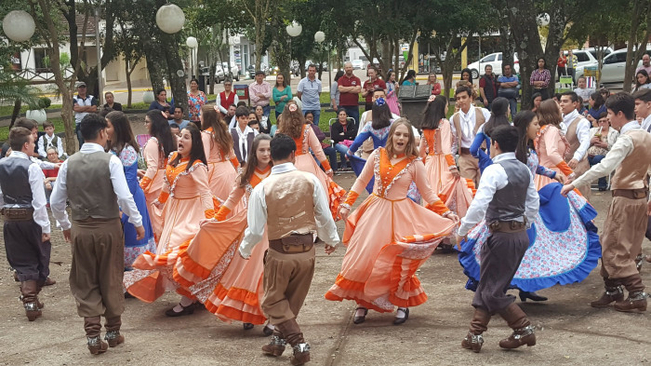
left=557, top=51, right=567, bottom=77
left=531, top=93, right=542, bottom=113
left=37, top=121, right=65, bottom=159
left=498, top=64, right=520, bottom=115
left=249, top=71, right=272, bottom=118
left=216, top=80, right=239, bottom=117
left=566, top=50, right=578, bottom=83
left=634, top=70, right=651, bottom=92
left=385, top=70, right=401, bottom=115
left=187, top=78, right=207, bottom=126
left=330, top=70, right=344, bottom=111
left=530, top=57, right=551, bottom=100
left=479, top=65, right=498, bottom=110
left=635, top=54, right=651, bottom=75
left=587, top=112, right=618, bottom=191
left=297, top=65, right=322, bottom=126
left=272, top=73, right=292, bottom=119
left=427, top=72, right=441, bottom=95
left=362, top=66, right=386, bottom=111
left=72, top=82, right=98, bottom=148
left=148, top=89, right=171, bottom=118
left=102, top=92, right=122, bottom=115
left=168, top=106, right=190, bottom=130
left=338, top=62, right=362, bottom=125
left=401, top=70, right=416, bottom=86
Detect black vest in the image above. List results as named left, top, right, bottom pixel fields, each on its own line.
left=0, top=156, right=34, bottom=207
left=486, top=158, right=529, bottom=223
left=231, top=128, right=255, bottom=164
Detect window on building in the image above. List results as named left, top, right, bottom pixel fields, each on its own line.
left=34, top=48, right=51, bottom=72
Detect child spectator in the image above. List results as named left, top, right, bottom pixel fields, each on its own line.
left=37, top=121, right=65, bottom=159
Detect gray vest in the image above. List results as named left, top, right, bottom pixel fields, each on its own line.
left=66, top=151, right=120, bottom=221
left=485, top=158, right=529, bottom=223
left=0, top=157, right=33, bottom=207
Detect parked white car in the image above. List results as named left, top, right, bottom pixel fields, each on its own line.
left=215, top=62, right=240, bottom=83
left=467, top=52, right=520, bottom=79
left=599, top=47, right=651, bottom=84
left=563, top=48, right=612, bottom=82
left=351, top=60, right=364, bottom=70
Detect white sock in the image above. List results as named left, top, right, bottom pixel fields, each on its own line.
left=395, top=308, right=407, bottom=319
left=355, top=308, right=367, bottom=318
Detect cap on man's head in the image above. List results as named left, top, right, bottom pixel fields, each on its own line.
left=77, top=82, right=87, bottom=88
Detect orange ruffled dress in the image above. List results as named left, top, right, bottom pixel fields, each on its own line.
left=124, top=153, right=216, bottom=302
left=535, top=125, right=574, bottom=190
left=201, top=128, right=244, bottom=215
left=139, top=137, right=167, bottom=240
left=174, top=166, right=272, bottom=324
left=292, top=124, right=346, bottom=220
left=419, top=120, right=475, bottom=218
left=325, top=148, right=457, bottom=312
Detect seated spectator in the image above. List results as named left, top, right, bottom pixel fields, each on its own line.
left=37, top=121, right=65, bottom=159
left=149, top=88, right=171, bottom=118
left=402, top=70, right=416, bottom=86
left=531, top=92, right=542, bottom=112
left=573, top=76, right=592, bottom=105
left=634, top=70, right=651, bottom=92
left=43, top=147, right=62, bottom=202
left=168, top=105, right=190, bottom=130
left=587, top=112, right=618, bottom=191
left=585, top=92, right=606, bottom=126
left=330, top=109, right=357, bottom=171
left=248, top=119, right=260, bottom=132
left=427, top=72, right=441, bottom=95
left=255, top=105, right=271, bottom=134
left=169, top=123, right=181, bottom=138
left=304, top=111, right=338, bottom=172
left=102, top=91, right=122, bottom=114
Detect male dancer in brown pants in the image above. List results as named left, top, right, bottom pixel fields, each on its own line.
left=51, top=114, right=145, bottom=354
left=0, top=127, right=51, bottom=321
left=562, top=92, right=651, bottom=312
left=239, top=134, right=339, bottom=365
left=457, top=126, right=539, bottom=352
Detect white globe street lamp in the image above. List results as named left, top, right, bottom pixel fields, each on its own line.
left=156, top=4, right=185, bottom=34
left=286, top=21, right=302, bottom=38
left=2, top=10, right=36, bottom=42
left=186, top=36, right=198, bottom=79
left=314, top=31, right=325, bottom=43
left=536, top=13, right=550, bottom=27
left=186, top=36, right=198, bottom=49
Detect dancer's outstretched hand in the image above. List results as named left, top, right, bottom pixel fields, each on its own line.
left=325, top=245, right=336, bottom=255
left=339, top=207, right=350, bottom=221
left=560, top=184, right=574, bottom=197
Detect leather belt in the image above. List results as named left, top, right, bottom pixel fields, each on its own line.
left=2, top=208, right=34, bottom=221
left=460, top=147, right=471, bottom=155
left=489, top=220, right=527, bottom=233
left=612, top=189, right=648, bottom=200
left=269, top=234, right=314, bottom=254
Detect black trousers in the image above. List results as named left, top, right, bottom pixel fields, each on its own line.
left=4, top=220, right=50, bottom=283
left=472, top=230, right=529, bottom=314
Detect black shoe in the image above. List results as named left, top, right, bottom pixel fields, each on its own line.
left=165, top=303, right=195, bottom=317
left=353, top=307, right=368, bottom=324
left=262, top=323, right=274, bottom=336
left=393, top=307, right=409, bottom=325
left=124, top=292, right=136, bottom=299
left=243, top=322, right=254, bottom=330
left=519, top=291, right=548, bottom=302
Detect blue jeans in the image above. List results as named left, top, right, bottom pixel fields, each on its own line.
left=498, top=88, right=518, bottom=115
left=323, top=146, right=338, bottom=171
left=75, top=123, right=84, bottom=148
left=303, top=109, right=320, bottom=127
left=262, top=105, right=271, bottom=118
left=342, top=106, right=359, bottom=126
left=588, top=155, right=607, bottom=189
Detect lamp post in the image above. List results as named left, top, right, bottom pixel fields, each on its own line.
left=156, top=4, right=185, bottom=34
left=286, top=21, right=302, bottom=79
left=314, top=31, right=330, bottom=86
left=2, top=10, right=36, bottom=42
left=186, top=36, right=198, bottom=79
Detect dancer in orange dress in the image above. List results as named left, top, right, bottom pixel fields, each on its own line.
left=139, top=110, right=176, bottom=239
left=534, top=100, right=575, bottom=190
left=173, top=135, right=275, bottom=335
left=326, top=119, right=459, bottom=324
left=419, top=95, right=475, bottom=219
left=124, top=124, right=216, bottom=316
left=199, top=105, right=240, bottom=208
left=277, top=100, right=345, bottom=219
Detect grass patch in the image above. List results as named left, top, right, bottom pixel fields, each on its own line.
left=0, top=117, right=65, bottom=142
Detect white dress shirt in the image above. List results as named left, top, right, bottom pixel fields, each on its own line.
left=0, top=151, right=50, bottom=234
left=450, top=106, right=491, bottom=149
left=562, top=109, right=591, bottom=161
left=37, top=133, right=65, bottom=158
left=641, top=114, right=651, bottom=133
left=50, top=142, right=142, bottom=230
left=458, top=152, right=539, bottom=236
left=228, top=116, right=237, bottom=129
left=573, top=121, right=642, bottom=189
left=239, top=162, right=340, bottom=258
left=234, top=124, right=259, bottom=162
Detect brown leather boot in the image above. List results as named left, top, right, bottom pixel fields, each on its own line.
left=498, top=303, right=536, bottom=349
left=277, top=319, right=310, bottom=365
left=614, top=291, right=647, bottom=313
left=20, top=280, right=42, bottom=321
left=104, top=316, right=125, bottom=347
left=590, top=285, right=624, bottom=308
left=85, top=316, right=108, bottom=355
left=262, top=327, right=286, bottom=357
left=461, top=307, right=490, bottom=353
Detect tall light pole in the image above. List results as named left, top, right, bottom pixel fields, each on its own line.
left=95, top=7, right=103, bottom=105
left=286, top=21, right=302, bottom=80
left=186, top=36, right=198, bottom=79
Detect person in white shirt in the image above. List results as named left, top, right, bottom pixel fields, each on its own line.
left=560, top=91, right=591, bottom=198
left=241, top=134, right=338, bottom=365
left=450, top=86, right=491, bottom=186
left=0, top=127, right=51, bottom=322
left=562, top=93, right=651, bottom=313
left=457, top=125, right=539, bottom=353
left=231, top=106, right=259, bottom=164
left=72, top=82, right=98, bottom=148
left=633, top=89, right=651, bottom=132
left=573, top=76, right=592, bottom=105
left=51, top=113, right=144, bottom=354
left=37, top=120, right=65, bottom=159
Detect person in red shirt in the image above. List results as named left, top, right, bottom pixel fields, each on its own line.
left=362, top=66, right=386, bottom=111
left=427, top=72, right=442, bottom=95
left=43, top=147, right=62, bottom=202
left=338, top=61, right=363, bottom=125
left=557, top=51, right=567, bottom=77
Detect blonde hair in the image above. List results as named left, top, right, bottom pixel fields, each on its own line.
left=385, top=118, right=418, bottom=158
left=277, top=100, right=305, bottom=139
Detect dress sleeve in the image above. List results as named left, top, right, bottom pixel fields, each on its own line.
left=344, top=149, right=377, bottom=206
left=228, top=149, right=240, bottom=168
left=348, top=124, right=371, bottom=154
left=192, top=164, right=216, bottom=217
left=140, top=140, right=159, bottom=192
left=439, top=121, right=456, bottom=167
left=535, top=164, right=557, bottom=178
left=306, top=127, right=331, bottom=171
left=216, top=182, right=245, bottom=221
left=543, top=127, right=573, bottom=175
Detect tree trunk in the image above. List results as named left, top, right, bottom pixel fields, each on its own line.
left=126, top=60, right=133, bottom=108
left=160, top=33, right=188, bottom=118
left=146, top=55, right=165, bottom=94
left=10, top=99, right=21, bottom=128
left=623, top=1, right=651, bottom=93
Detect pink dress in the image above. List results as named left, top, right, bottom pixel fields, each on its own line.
left=325, top=148, right=457, bottom=313
left=292, top=124, right=346, bottom=220
left=419, top=121, right=475, bottom=218
left=535, top=125, right=573, bottom=190
left=201, top=129, right=242, bottom=214
left=124, top=153, right=216, bottom=302
left=140, top=137, right=166, bottom=240
left=386, top=81, right=400, bottom=115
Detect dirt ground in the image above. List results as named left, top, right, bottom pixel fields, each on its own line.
left=1, top=121, right=651, bottom=365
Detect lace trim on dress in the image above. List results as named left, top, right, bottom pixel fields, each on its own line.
left=164, top=152, right=207, bottom=198
left=301, top=124, right=311, bottom=154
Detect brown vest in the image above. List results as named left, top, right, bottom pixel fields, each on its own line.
left=264, top=169, right=318, bottom=240
left=611, top=130, right=651, bottom=190
left=452, top=107, right=485, bottom=150
left=564, top=116, right=590, bottom=175
left=67, top=151, right=120, bottom=221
